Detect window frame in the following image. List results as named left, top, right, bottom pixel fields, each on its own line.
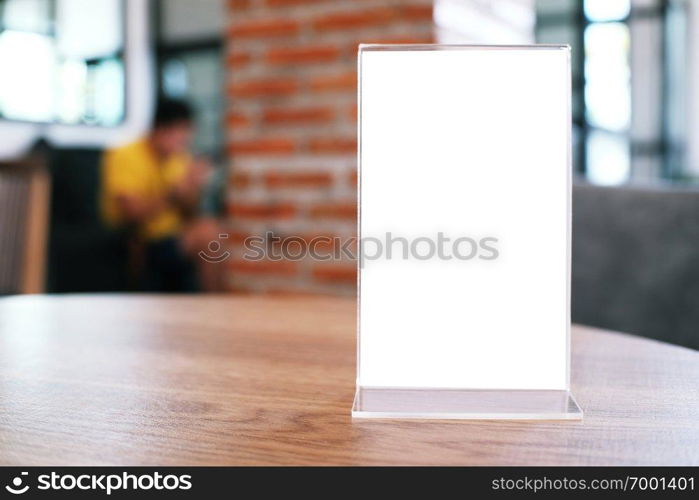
left=0, top=0, right=128, bottom=127
left=536, top=0, right=687, bottom=183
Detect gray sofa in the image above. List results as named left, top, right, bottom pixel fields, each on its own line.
left=572, top=183, right=699, bottom=349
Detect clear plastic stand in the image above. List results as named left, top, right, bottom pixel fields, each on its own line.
left=352, top=389, right=582, bottom=420
left=354, top=45, right=582, bottom=420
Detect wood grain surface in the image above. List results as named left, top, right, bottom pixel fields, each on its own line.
left=0, top=294, right=697, bottom=465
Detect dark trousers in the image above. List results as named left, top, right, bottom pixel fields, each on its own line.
left=142, top=237, right=199, bottom=293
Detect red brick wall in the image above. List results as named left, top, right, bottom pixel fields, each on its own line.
left=225, top=0, right=435, bottom=294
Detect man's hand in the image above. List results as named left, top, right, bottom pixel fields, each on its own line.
left=169, top=158, right=213, bottom=215
left=187, top=158, right=213, bottom=188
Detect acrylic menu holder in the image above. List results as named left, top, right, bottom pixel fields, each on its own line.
left=353, top=45, right=582, bottom=420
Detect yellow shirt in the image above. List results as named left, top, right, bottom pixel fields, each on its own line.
left=101, top=138, right=190, bottom=241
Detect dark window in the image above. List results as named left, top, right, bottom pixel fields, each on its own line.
left=154, top=0, right=224, bottom=160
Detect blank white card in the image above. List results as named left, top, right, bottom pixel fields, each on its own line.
left=358, top=46, right=570, bottom=390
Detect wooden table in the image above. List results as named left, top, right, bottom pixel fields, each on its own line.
left=0, top=294, right=697, bottom=466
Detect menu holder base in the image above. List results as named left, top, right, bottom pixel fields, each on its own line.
left=352, top=387, right=583, bottom=420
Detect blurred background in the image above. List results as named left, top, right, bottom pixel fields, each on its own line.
left=0, top=0, right=697, bottom=349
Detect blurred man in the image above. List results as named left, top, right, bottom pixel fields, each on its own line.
left=101, top=98, right=220, bottom=292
